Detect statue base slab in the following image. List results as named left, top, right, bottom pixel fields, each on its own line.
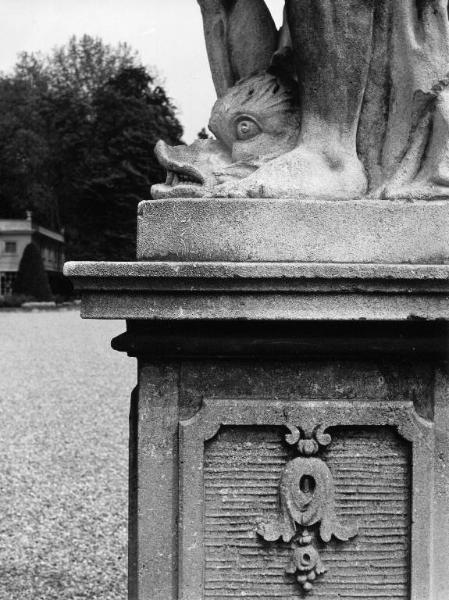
left=138, top=197, right=449, bottom=263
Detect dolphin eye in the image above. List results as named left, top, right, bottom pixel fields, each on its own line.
left=236, top=118, right=261, bottom=141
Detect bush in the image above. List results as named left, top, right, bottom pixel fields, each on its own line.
left=0, top=294, right=33, bottom=308
left=47, top=271, right=74, bottom=299
left=13, top=243, right=53, bottom=301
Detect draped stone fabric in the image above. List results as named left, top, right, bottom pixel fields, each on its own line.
left=359, top=0, right=449, bottom=191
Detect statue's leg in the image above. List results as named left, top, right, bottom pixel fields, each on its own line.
left=286, top=0, right=375, bottom=154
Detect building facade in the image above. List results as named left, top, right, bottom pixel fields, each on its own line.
left=0, top=213, right=65, bottom=296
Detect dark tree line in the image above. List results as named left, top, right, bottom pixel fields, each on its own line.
left=0, top=35, right=183, bottom=260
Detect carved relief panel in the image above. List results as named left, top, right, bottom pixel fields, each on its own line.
left=179, top=399, right=433, bottom=600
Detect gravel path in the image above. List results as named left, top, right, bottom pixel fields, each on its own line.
left=0, top=309, right=135, bottom=599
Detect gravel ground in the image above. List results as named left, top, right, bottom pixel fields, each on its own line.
left=0, top=309, right=135, bottom=599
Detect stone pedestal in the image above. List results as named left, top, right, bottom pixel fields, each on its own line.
left=65, top=198, right=449, bottom=600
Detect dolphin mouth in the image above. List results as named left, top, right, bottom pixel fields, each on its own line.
left=154, top=140, right=205, bottom=190
left=164, top=169, right=203, bottom=187
left=151, top=169, right=204, bottom=199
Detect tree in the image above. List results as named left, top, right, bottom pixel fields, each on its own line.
left=0, top=35, right=184, bottom=260
left=0, top=77, right=57, bottom=227
left=72, top=66, right=183, bottom=260
left=15, top=35, right=137, bottom=104
left=13, top=243, right=53, bottom=300
left=197, top=127, right=212, bottom=139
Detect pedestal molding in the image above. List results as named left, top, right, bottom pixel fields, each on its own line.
left=65, top=261, right=449, bottom=321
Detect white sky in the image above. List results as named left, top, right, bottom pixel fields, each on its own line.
left=0, top=0, right=284, bottom=142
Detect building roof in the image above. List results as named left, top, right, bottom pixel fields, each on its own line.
left=0, top=219, right=64, bottom=243
left=34, top=225, right=65, bottom=244
left=0, top=220, right=33, bottom=233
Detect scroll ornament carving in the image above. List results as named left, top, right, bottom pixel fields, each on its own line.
left=257, top=424, right=358, bottom=594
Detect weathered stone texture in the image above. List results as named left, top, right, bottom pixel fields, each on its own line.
left=204, top=426, right=410, bottom=600
left=122, top=337, right=443, bottom=599
left=64, top=260, right=449, bottom=321
left=128, top=365, right=179, bottom=600
left=137, top=198, right=449, bottom=263
left=67, top=231, right=449, bottom=600
left=178, top=358, right=435, bottom=421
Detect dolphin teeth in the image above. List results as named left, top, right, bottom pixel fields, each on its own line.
left=166, top=169, right=202, bottom=186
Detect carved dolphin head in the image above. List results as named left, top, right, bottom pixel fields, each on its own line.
left=151, top=72, right=300, bottom=199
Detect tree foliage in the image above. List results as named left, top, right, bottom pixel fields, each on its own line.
left=0, top=35, right=184, bottom=260
left=13, top=242, right=53, bottom=300
left=197, top=127, right=212, bottom=140
left=0, top=77, right=56, bottom=227
left=41, top=35, right=137, bottom=101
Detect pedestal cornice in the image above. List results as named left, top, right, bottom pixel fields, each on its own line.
left=64, top=261, right=449, bottom=321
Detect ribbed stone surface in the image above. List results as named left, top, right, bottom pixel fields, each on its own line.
left=204, top=427, right=410, bottom=599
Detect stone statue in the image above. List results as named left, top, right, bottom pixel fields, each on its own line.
left=152, top=72, right=300, bottom=198
left=152, top=0, right=449, bottom=200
